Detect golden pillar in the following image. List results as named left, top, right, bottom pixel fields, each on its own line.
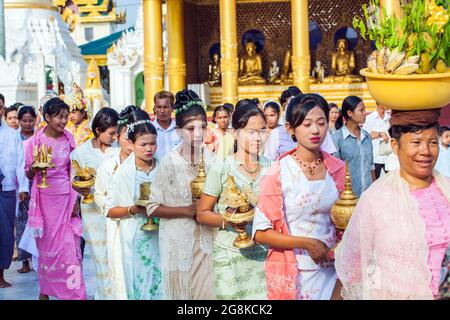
left=166, top=0, right=186, bottom=93
left=219, top=0, right=238, bottom=105
left=291, top=0, right=310, bottom=92
left=143, top=0, right=164, bottom=113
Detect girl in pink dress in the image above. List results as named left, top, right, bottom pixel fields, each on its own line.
left=25, top=98, right=86, bottom=300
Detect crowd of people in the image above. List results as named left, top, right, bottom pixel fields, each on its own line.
left=0, top=84, right=449, bottom=300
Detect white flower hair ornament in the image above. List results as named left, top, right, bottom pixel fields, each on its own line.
left=126, top=119, right=152, bottom=139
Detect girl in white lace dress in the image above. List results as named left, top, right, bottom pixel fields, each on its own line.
left=146, top=90, right=216, bottom=300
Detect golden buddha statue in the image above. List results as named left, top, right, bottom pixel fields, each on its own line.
left=324, top=38, right=363, bottom=83
left=207, top=53, right=221, bottom=87
left=280, top=47, right=293, bottom=84
left=238, top=42, right=265, bottom=85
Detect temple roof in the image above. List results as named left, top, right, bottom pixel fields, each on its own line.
left=54, top=0, right=125, bottom=24
left=79, top=27, right=133, bottom=55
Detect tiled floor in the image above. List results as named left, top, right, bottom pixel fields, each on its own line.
left=0, top=247, right=97, bottom=300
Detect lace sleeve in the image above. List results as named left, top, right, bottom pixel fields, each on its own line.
left=335, top=192, right=374, bottom=299
left=146, top=156, right=173, bottom=215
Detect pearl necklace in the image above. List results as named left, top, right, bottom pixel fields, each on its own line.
left=136, top=159, right=155, bottom=175
left=292, top=152, right=322, bottom=175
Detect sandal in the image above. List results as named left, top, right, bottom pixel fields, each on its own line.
left=17, top=266, right=31, bottom=273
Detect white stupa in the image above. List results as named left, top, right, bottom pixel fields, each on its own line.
left=0, top=0, right=86, bottom=106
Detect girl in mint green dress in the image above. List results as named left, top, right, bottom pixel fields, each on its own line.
left=197, top=101, right=271, bottom=299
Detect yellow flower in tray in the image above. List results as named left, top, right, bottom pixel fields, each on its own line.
left=426, top=0, right=449, bottom=33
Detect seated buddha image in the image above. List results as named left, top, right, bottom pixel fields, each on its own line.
left=324, top=38, right=363, bottom=83
left=238, top=41, right=265, bottom=85
left=207, top=53, right=221, bottom=87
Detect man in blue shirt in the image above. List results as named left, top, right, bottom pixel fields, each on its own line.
left=151, top=91, right=182, bottom=160
left=0, top=94, right=29, bottom=288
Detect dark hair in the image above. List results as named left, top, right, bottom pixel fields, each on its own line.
left=4, top=104, right=19, bottom=119
left=127, top=108, right=157, bottom=143
left=235, top=99, right=257, bottom=110
left=18, top=106, right=37, bottom=120
left=0, top=93, right=4, bottom=104
left=280, top=86, right=302, bottom=106
left=173, top=89, right=207, bottom=128
left=212, top=105, right=232, bottom=124
left=335, top=96, right=363, bottom=130
left=232, top=100, right=266, bottom=130
left=118, top=105, right=138, bottom=134
left=263, top=101, right=281, bottom=114
left=285, top=94, right=330, bottom=142
left=252, top=98, right=260, bottom=105
left=389, top=123, right=440, bottom=142
left=43, top=97, right=69, bottom=122
left=10, top=102, right=24, bottom=109
left=91, top=107, right=119, bottom=137
left=439, top=125, right=450, bottom=136
left=328, top=103, right=338, bottom=110
left=223, top=103, right=234, bottom=114
left=154, top=90, right=175, bottom=105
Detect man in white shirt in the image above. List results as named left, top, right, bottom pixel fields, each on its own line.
left=0, top=94, right=29, bottom=288
left=363, top=103, right=391, bottom=179
left=151, top=91, right=182, bottom=160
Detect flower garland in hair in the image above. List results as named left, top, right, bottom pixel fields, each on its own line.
left=126, top=119, right=152, bottom=138
left=174, top=100, right=206, bottom=115
left=117, top=118, right=128, bottom=126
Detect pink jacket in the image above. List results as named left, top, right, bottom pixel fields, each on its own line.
left=257, top=148, right=346, bottom=300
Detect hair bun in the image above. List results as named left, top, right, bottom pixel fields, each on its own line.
left=174, top=89, right=204, bottom=114
left=175, top=89, right=201, bottom=107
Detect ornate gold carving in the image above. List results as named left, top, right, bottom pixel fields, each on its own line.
left=143, top=57, right=164, bottom=77
left=167, top=62, right=187, bottom=76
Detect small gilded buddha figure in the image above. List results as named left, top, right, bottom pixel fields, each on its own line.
left=311, top=60, right=325, bottom=83
left=268, top=60, right=281, bottom=84
left=207, top=53, right=221, bottom=86
left=238, top=41, right=265, bottom=85
left=324, top=38, right=363, bottom=83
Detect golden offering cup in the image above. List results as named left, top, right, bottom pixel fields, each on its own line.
left=32, top=145, right=55, bottom=189
left=136, top=182, right=158, bottom=231
left=223, top=205, right=256, bottom=249
left=72, top=175, right=95, bottom=204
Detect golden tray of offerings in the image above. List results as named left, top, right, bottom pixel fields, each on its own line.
left=360, top=69, right=450, bottom=110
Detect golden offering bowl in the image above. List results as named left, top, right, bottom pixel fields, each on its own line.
left=190, top=150, right=206, bottom=200
left=191, top=179, right=205, bottom=199
left=32, top=162, right=55, bottom=189
left=330, top=200, right=357, bottom=230
left=223, top=205, right=256, bottom=249
left=72, top=176, right=95, bottom=204
left=330, top=161, right=358, bottom=231
left=141, top=217, right=159, bottom=232
left=136, top=182, right=158, bottom=231
left=360, top=69, right=450, bottom=110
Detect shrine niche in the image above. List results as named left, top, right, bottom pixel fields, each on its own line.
left=192, top=0, right=373, bottom=84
